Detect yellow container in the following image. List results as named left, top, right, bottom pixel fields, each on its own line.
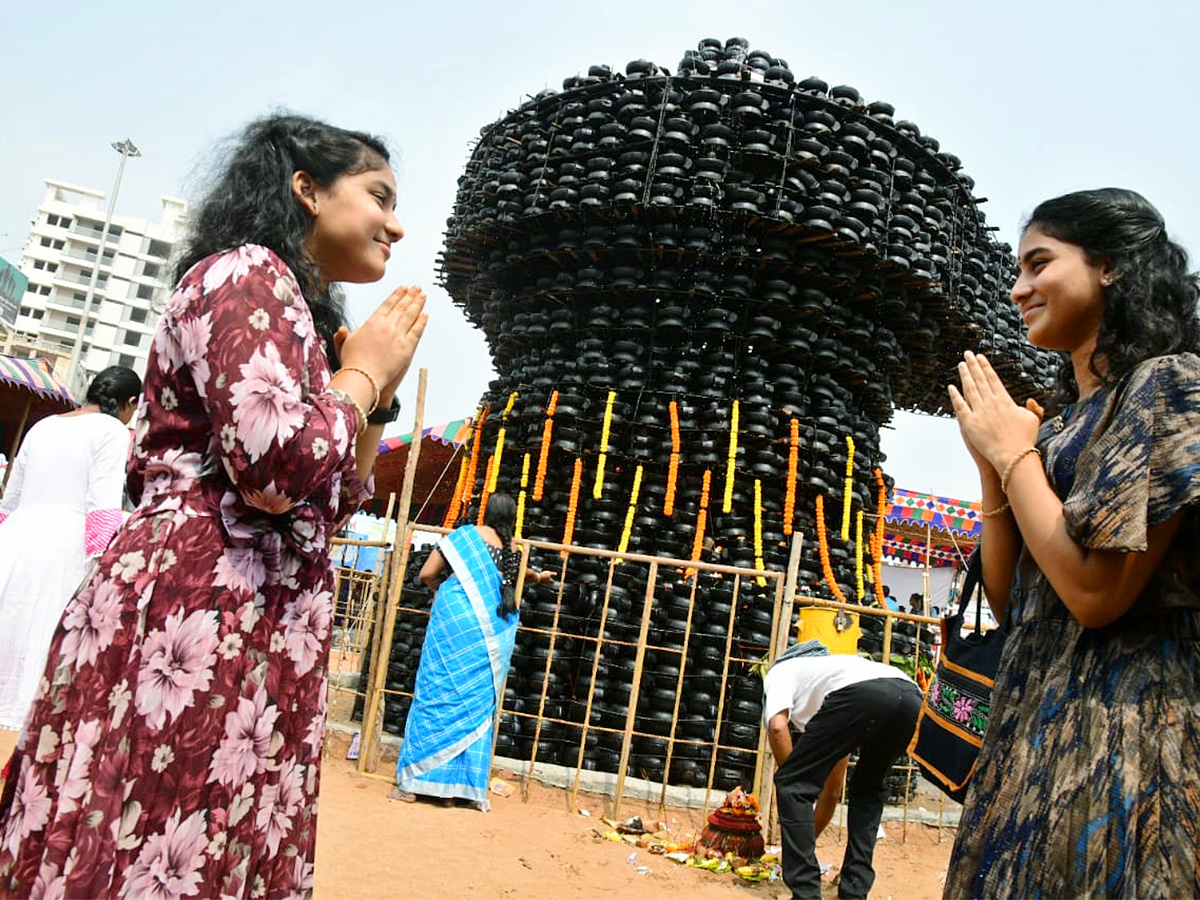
left=796, top=606, right=861, bottom=655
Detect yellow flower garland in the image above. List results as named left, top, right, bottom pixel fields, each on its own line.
left=488, top=391, right=519, bottom=494
left=841, top=434, right=855, bottom=541
left=615, top=464, right=643, bottom=563
left=722, top=400, right=739, bottom=514
left=593, top=390, right=616, bottom=500
left=754, top=478, right=766, bottom=587
left=872, top=467, right=887, bottom=607
left=515, top=453, right=530, bottom=538
left=855, top=509, right=865, bottom=601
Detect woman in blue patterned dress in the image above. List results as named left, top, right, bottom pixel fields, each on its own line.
left=944, top=188, right=1200, bottom=897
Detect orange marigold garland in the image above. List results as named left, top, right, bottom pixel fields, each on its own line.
left=753, top=478, right=766, bottom=587
left=615, top=464, right=643, bottom=564
left=840, top=434, right=855, bottom=541
left=477, top=454, right=495, bottom=526
left=783, top=418, right=799, bottom=536
left=533, top=390, right=559, bottom=502
left=515, top=453, right=531, bottom=539
left=664, top=400, right=681, bottom=516
left=593, top=390, right=617, bottom=500
left=686, top=469, right=713, bottom=578
left=442, top=455, right=469, bottom=527
left=872, top=467, right=888, bottom=607
left=815, top=493, right=847, bottom=603
left=460, top=407, right=487, bottom=513
left=561, top=457, right=583, bottom=555
left=722, top=400, right=739, bottom=514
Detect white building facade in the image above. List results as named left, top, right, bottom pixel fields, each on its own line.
left=7, top=179, right=189, bottom=395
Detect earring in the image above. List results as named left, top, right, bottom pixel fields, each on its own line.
left=1101, top=272, right=1118, bottom=286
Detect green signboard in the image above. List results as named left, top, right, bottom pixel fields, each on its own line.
left=0, top=256, right=27, bottom=328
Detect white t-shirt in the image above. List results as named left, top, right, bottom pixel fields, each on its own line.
left=762, top=655, right=913, bottom=732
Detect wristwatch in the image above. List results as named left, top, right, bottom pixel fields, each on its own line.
left=368, top=396, right=401, bottom=425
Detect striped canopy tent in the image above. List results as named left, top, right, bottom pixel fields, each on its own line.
left=0, top=356, right=78, bottom=483
left=881, top=488, right=980, bottom=568
left=372, top=417, right=474, bottom=519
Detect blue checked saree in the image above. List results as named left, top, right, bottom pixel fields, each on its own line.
left=395, top=525, right=518, bottom=808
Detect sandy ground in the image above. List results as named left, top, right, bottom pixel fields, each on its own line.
left=0, top=727, right=951, bottom=898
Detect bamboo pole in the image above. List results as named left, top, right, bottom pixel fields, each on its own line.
left=658, top=572, right=702, bottom=811
left=762, top=531, right=804, bottom=845
left=569, top=556, right=618, bottom=810
left=703, top=573, right=742, bottom=815
left=2, top=397, right=31, bottom=493
left=359, top=368, right=427, bottom=774
left=612, top=561, right=659, bottom=819
left=520, top=551, right=572, bottom=801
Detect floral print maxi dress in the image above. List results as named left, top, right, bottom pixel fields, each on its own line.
left=0, top=244, right=369, bottom=899
left=945, top=354, right=1200, bottom=898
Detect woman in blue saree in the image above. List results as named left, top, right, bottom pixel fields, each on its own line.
left=391, top=494, right=546, bottom=810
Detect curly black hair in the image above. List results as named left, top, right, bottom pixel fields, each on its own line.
left=483, top=493, right=522, bottom=618
left=1024, top=188, right=1200, bottom=410
left=174, top=113, right=391, bottom=367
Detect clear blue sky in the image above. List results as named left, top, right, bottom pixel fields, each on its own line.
left=3, top=0, right=1198, bottom=499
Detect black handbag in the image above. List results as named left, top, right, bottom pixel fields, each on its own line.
left=907, top=550, right=1006, bottom=803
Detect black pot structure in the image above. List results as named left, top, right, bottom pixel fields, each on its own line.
left=410, top=38, right=1054, bottom=785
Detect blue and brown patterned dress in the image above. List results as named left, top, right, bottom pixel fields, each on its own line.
left=945, top=353, right=1200, bottom=899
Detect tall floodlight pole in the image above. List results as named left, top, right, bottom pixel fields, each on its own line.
left=65, top=138, right=141, bottom=394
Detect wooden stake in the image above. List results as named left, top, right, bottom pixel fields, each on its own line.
left=359, top=368, right=426, bottom=774
left=612, top=561, right=659, bottom=819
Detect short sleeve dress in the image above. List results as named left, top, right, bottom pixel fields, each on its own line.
left=0, top=245, right=370, bottom=899
left=945, top=353, right=1200, bottom=899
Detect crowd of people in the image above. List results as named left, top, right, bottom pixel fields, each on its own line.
left=0, top=107, right=1196, bottom=900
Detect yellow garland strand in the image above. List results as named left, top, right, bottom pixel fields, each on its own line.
left=533, top=390, right=558, bottom=502
left=515, top=453, right=530, bottom=539
left=753, top=478, right=766, bottom=587
left=561, top=458, right=583, bottom=555
left=841, top=434, right=855, bottom=541
left=487, top=391, right=519, bottom=494
left=872, top=468, right=887, bottom=607
left=664, top=400, right=681, bottom=516
left=722, top=400, right=739, bottom=514
left=615, top=464, right=643, bottom=564
left=855, top=510, right=865, bottom=600
left=783, top=418, right=799, bottom=536
left=815, top=494, right=847, bottom=603
left=593, top=390, right=616, bottom=500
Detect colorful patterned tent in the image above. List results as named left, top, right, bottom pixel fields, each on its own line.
left=372, top=417, right=474, bottom=517
left=882, top=488, right=979, bottom=568
left=0, top=355, right=78, bottom=483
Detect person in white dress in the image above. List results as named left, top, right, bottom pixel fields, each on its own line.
left=0, top=365, right=140, bottom=729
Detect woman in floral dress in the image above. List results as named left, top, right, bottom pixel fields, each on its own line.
left=0, top=114, right=427, bottom=898
left=945, top=188, right=1200, bottom=897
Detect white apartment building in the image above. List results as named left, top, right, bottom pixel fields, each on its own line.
left=7, top=179, right=189, bottom=396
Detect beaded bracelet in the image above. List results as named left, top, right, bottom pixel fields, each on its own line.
left=1000, top=446, right=1042, bottom=495
left=334, top=366, right=380, bottom=416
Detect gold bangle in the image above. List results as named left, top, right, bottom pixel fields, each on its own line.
left=981, top=501, right=1010, bottom=518
left=1000, top=446, right=1042, bottom=495
left=335, top=366, right=380, bottom=416
left=329, top=388, right=368, bottom=437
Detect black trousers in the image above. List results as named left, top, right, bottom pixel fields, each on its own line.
left=774, top=677, right=922, bottom=900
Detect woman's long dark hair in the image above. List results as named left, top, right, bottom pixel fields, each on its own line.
left=175, top=114, right=391, bottom=366
left=1025, top=188, right=1200, bottom=409
left=482, top=493, right=521, bottom=618
left=86, top=365, right=142, bottom=418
